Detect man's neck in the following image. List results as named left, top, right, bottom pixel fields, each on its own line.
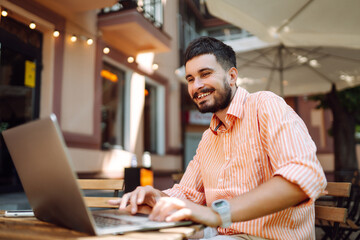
left=214, top=108, right=228, bottom=129
left=214, top=87, right=237, bottom=129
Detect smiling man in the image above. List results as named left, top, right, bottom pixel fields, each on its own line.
left=111, top=37, right=327, bottom=240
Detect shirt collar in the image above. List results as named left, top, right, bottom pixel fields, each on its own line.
left=210, top=88, right=249, bottom=135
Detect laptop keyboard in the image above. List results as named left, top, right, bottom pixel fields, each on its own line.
left=92, top=211, right=154, bottom=229
left=93, top=215, right=133, bottom=228
left=92, top=210, right=192, bottom=233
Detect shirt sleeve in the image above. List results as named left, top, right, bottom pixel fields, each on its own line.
left=258, top=93, right=327, bottom=202
left=163, top=146, right=206, bottom=205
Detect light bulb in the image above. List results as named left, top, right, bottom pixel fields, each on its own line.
left=70, top=35, right=77, bottom=42
left=86, top=38, right=93, bottom=45
left=29, top=22, right=36, bottom=29
left=103, top=47, right=110, bottom=54
left=127, top=56, right=134, bottom=63
left=1, top=9, right=8, bottom=17
left=53, top=30, right=60, bottom=37
left=152, top=63, right=159, bottom=70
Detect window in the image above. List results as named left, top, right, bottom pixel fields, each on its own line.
left=144, top=80, right=165, bottom=154
left=0, top=16, right=42, bottom=192
left=101, top=62, right=126, bottom=149
left=144, top=83, right=157, bottom=152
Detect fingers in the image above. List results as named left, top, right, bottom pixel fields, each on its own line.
left=149, top=197, right=187, bottom=222
left=149, top=198, right=172, bottom=221
left=120, top=191, right=140, bottom=214
left=148, top=198, right=219, bottom=227
left=108, top=199, right=121, bottom=205
left=165, top=208, right=192, bottom=222
left=118, top=186, right=158, bottom=214
left=119, top=192, right=131, bottom=209
left=129, top=189, right=142, bottom=214
left=137, top=188, right=146, bottom=205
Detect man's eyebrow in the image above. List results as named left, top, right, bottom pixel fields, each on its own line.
left=185, top=74, right=193, bottom=80
left=198, top=67, right=214, bottom=72
left=185, top=67, right=215, bottom=80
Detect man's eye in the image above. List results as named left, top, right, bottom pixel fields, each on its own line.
left=201, top=72, right=211, bottom=78
left=187, top=78, right=194, bottom=83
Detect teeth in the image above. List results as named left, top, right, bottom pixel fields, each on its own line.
left=197, top=92, right=211, bottom=99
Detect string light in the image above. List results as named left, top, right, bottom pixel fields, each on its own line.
left=86, top=38, right=93, bottom=45
left=1, top=7, right=97, bottom=47
left=127, top=56, right=134, bottom=63
left=297, top=55, right=308, bottom=64
left=1, top=8, right=8, bottom=17
left=53, top=30, right=60, bottom=37
left=103, top=47, right=110, bottom=54
left=1, top=7, right=97, bottom=46
left=29, top=22, right=36, bottom=29
left=70, top=35, right=77, bottom=42
left=152, top=63, right=159, bottom=70
left=309, top=59, right=320, bottom=68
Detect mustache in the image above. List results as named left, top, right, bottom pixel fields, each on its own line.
left=193, top=88, right=215, bottom=99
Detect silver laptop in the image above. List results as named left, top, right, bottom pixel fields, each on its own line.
left=2, top=114, right=191, bottom=235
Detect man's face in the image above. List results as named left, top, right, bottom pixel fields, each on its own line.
left=185, top=54, right=232, bottom=113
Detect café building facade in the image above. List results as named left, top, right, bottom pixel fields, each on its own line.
left=0, top=0, right=183, bottom=191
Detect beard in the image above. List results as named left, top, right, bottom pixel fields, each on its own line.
left=193, top=78, right=232, bottom=113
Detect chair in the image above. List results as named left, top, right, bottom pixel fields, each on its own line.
left=315, top=182, right=352, bottom=239
left=336, top=176, right=360, bottom=240
left=77, top=179, right=124, bottom=208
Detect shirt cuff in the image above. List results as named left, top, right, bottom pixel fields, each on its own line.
left=274, top=163, right=326, bottom=202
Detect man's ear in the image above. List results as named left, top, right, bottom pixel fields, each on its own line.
left=228, top=67, right=238, bottom=86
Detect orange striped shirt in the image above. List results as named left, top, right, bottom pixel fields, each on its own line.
left=164, top=88, right=327, bottom=240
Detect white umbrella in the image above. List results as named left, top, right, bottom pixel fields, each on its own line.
left=206, top=0, right=360, bottom=49
left=205, top=0, right=360, bottom=96
left=231, top=40, right=360, bottom=96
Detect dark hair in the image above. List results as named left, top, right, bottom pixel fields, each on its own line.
left=184, top=36, right=236, bottom=71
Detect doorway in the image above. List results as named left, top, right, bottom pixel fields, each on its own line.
left=0, top=16, right=42, bottom=192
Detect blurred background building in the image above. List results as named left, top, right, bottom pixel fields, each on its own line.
left=0, top=0, right=357, bottom=193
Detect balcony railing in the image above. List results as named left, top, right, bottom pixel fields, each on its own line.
left=100, top=0, right=163, bottom=29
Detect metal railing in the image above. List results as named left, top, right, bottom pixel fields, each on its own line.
left=100, top=0, right=163, bottom=29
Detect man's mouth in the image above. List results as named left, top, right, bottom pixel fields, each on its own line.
left=193, top=90, right=214, bottom=100
left=197, top=92, right=211, bottom=99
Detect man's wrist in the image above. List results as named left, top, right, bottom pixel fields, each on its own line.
left=211, top=209, right=222, bottom=227
left=211, top=199, right=232, bottom=228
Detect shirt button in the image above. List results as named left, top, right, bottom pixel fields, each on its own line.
left=225, top=133, right=229, bottom=136
left=226, top=157, right=230, bottom=161
left=219, top=178, right=223, bottom=182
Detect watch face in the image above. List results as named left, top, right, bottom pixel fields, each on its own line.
left=214, top=201, right=225, bottom=208
left=213, top=199, right=229, bottom=209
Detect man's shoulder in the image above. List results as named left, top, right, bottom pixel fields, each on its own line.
left=202, top=127, right=214, bottom=137
left=244, top=90, right=282, bottom=107
left=248, top=90, right=279, bottom=100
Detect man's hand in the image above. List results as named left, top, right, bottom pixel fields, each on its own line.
left=108, top=186, right=168, bottom=214
left=149, top=197, right=221, bottom=227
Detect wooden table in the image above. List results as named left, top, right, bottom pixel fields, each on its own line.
left=0, top=211, right=203, bottom=239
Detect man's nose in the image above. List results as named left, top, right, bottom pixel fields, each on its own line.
left=193, top=78, right=204, bottom=89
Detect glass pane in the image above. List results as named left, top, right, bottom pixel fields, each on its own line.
left=144, top=83, right=157, bottom=153
left=0, top=46, right=36, bottom=125
left=0, top=17, right=42, bottom=192
left=101, top=62, right=125, bottom=149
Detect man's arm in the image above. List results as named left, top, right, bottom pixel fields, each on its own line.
left=149, top=175, right=308, bottom=226
left=228, top=175, right=308, bottom=223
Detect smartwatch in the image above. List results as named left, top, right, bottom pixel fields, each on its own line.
left=211, top=199, right=232, bottom=228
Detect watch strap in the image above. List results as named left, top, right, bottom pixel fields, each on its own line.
left=211, top=199, right=232, bottom=228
